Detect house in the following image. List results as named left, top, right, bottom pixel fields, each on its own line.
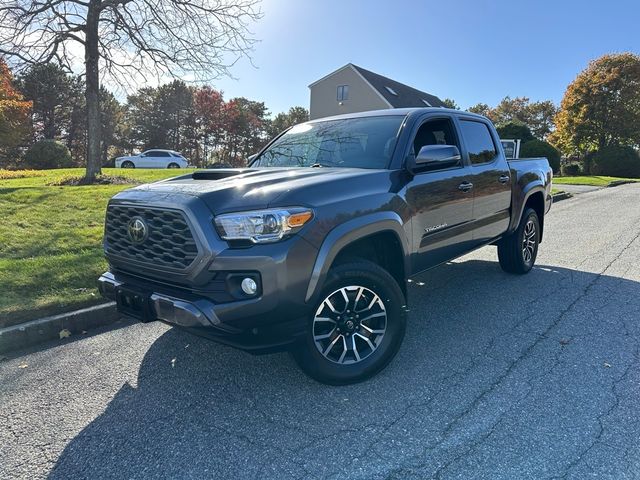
left=308, top=63, right=446, bottom=120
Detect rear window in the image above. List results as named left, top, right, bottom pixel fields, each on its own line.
left=460, top=120, right=497, bottom=165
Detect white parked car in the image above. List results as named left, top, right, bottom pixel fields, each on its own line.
left=115, top=150, right=189, bottom=169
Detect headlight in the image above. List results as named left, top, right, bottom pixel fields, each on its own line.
left=214, top=208, right=313, bottom=244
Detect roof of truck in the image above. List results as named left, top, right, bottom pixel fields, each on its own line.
left=307, top=107, right=487, bottom=123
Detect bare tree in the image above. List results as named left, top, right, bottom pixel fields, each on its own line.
left=0, top=0, right=261, bottom=180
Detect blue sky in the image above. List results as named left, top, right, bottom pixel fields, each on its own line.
left=213, top=0, right=640, bottom=116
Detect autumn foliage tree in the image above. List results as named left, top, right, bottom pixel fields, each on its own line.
left=551, top=53, right=640, bottom=157
left=0, top=58, right=31, bottom=164
left=194, top=86, right=226, bottom=166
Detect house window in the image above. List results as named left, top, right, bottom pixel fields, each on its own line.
left=385, top=86, right=398, bottom=96
left=337, top=85, right=349, bottom=101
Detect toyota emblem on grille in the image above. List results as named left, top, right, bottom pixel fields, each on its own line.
left=127, top=216, right=148, bottom=244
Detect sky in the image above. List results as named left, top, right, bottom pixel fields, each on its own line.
left=209, top=0, right=640, bottom=116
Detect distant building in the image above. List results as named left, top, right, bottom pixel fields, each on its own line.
left=308, top=63, right=445, bottom=120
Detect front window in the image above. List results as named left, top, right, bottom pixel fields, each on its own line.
left=252, top=116, right=404, bottom=169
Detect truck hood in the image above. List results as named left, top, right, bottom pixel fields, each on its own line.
left=119, top=167, right=388, bottom=213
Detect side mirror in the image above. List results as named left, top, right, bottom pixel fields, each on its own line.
left=407, top=145, right=461, bottom=173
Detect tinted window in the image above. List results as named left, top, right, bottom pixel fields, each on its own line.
left=155, top=152, right=171, bottom=157
left=252, top=116, right=403, bottom=169
left=460, top=120, right=497, bottom=164
left=413, top=119, right=459, bottom=156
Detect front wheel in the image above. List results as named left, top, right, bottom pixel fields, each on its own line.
left=121, top=161, right=135, bottom=168
left=290, top=260, right=406, bottom=385
left=498, top=207, right=540, bottom=274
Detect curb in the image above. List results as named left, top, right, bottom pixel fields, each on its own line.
left=0, top=302, right=118, bottom=355
left=552, top=191, right=573, bottom=202
left=607, top=180, right=639, bottom=188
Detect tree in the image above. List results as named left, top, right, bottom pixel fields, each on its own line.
left=126, top=87, right=159, bottom=152
left=0, top=57, right=31, bottom=164
left=194, top=86, right=225, bottom=166
left=441, top=98, right=459, bottom=110
left=551, top=53, right=640, bottom=156
left=222, top=97, right=268, bottom=165
left=154, top=81, right=198, bottom=157
left=496, top=122, right=534, bottom=143
left=99, top=88, right=126, bottom=164
left=18, top=63, right=76, bottom=140
left=490, top=96, right=557, bottom=140
left=467, top=103, right=491, bottom=117
left=126, top=81, right=198, bottom=159
left=0, top=0, right=261, bottom=180
left=266, top=106, right=309, bottom=138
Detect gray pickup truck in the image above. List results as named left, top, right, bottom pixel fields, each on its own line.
left=98, top=108, right=552, bottom=384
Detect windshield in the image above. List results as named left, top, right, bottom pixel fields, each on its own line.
left=252, top=116, right=404, bottom=169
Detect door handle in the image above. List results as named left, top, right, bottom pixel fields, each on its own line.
left=458, top=182, right=473, bottom=192
left=499, top=174, right=510, bottom=184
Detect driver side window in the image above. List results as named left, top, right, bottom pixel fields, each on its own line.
left=413, top=118, right=459, bottom=156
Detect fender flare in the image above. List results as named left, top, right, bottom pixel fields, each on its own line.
left=304, top=212, right=409, bottom=303
left=508, top=183, right=547, bottom=235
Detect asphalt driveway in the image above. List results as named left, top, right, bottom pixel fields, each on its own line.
left=1, top=184, right=639, bottom=479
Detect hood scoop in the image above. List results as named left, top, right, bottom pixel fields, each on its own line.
left=191, top=169, right=257, bottom=181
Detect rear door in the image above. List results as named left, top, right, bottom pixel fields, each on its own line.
left=404, top=115, right=475, bottom=274
left=457, top=118, right=512, bottom=244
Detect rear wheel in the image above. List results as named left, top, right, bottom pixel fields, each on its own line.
left=168, top=162, right=180, bottom=169
left=498, top=207, right=540, bottom=274
left=121, top=161, right=135, bottom=168
left=291, top=260, right=406, bottom=385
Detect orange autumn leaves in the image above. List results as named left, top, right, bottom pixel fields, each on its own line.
left=0, top=58, right=31, bottom=157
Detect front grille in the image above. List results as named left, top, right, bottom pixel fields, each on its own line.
left=105, top=205, right=199, bottom=270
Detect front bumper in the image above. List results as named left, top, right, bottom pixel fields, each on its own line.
left=99, top=271, right=307, bottom=353
left=99, top=272, right=220, bottom=327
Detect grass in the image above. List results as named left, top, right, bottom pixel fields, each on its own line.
left=0, top=167, right=196, bottom=327
left=553, top=175, right=640, bottom=187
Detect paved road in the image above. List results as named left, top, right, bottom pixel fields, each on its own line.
left=2, top=184, right=640, bottom=480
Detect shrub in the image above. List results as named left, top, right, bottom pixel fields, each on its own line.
left=520, top=139, right=561, bottom=173
left=589, top=146, right=640, bottom=178
left=496, top=122, right=534, bottom=143
left=560, top=163, right=581, bottom=176
left=23, top=140, right=73, bottom=170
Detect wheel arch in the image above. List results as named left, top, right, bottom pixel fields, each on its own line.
left=305, top=213, right=409, bottom=304
left=509, top=185, right=546, bottom=242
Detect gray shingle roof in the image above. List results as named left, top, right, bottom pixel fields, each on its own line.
left=352, top=64, right=445, bottom=108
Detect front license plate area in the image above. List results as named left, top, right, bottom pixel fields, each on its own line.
left=116, top=287, right=154, bottom=322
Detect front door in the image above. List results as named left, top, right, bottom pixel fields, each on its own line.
left=404, top=117, right=475, bottom=274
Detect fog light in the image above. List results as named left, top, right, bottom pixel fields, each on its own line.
left=241, top=277, right=258, bottom=295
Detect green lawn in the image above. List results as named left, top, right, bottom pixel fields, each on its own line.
left=0, top=168, right=196, bottom=327
left=553, top=175, right=640, bottom=187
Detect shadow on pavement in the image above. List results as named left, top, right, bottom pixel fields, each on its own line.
left=47, top=260, right=640, bottom=479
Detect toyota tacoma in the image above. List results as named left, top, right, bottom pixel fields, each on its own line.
left=99, top=108, right=552, bottom=384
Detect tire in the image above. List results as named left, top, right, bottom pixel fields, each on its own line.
left=498, top=207, right=540, bottom=274
left=168, top=163, right=180, bottom=169
left=290, top=260, right=406, bottom=385
left=121, top=161, right=135, bottom=168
